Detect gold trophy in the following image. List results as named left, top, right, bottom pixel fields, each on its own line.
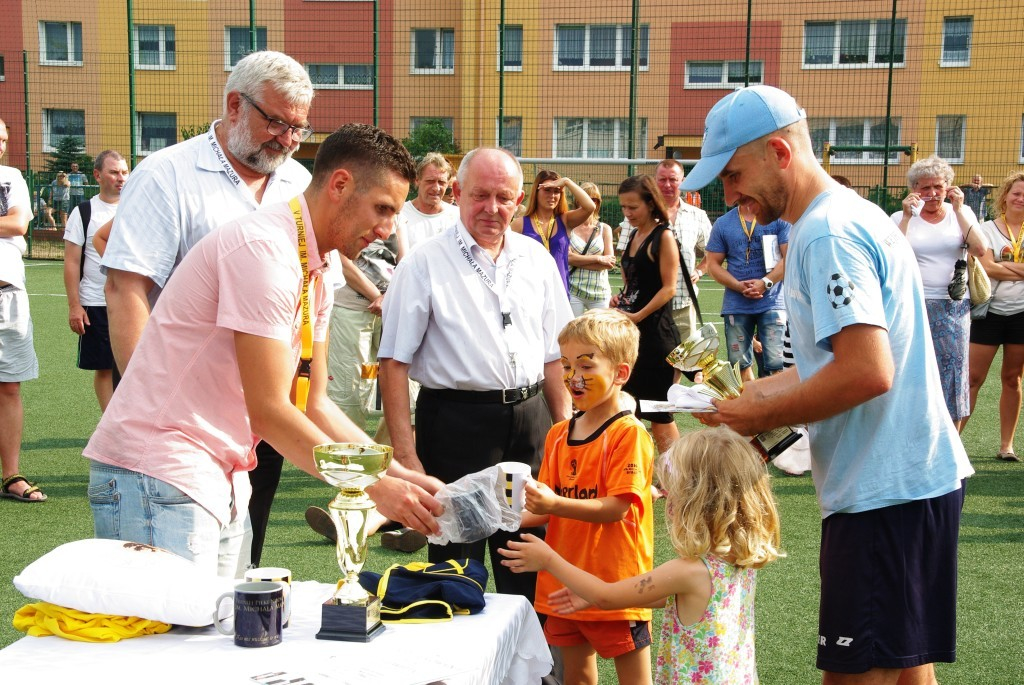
left=313, top=442, right=391, bottom=642
left=667, top=323, right=800, bottom=462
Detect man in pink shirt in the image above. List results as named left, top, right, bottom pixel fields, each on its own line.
left=84, top=124, right=443, bottom=576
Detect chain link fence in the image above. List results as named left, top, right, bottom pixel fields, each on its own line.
left=1, top=0, right=1021, bottom=258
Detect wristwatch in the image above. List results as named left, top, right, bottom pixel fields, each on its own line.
left=762, top=277, right=774, bottom=290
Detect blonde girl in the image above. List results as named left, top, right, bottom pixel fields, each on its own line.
left=500, top=426, right=782, bottom=685
left=567, top=182, right=615, bottom=315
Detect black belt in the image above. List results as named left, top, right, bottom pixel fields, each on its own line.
left=424, top=382, right=542, bottom=405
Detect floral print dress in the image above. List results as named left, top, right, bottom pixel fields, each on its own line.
left=654, top=555, right=758, bottom=684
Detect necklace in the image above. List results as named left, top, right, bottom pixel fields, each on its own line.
left=534, top=214, right=556, bottom=253
left=1003, top=213, right=1024, bottom=263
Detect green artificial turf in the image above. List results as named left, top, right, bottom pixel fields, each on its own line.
left=1, top=261, right=1022, bottom=684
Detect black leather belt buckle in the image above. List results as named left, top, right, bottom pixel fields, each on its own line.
left=502, top=387, right=527, bottom=404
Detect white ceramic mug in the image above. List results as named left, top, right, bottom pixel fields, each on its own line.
left=498, top=462, right=532, bottom=513
left=244, top=567, right=292, bottom=627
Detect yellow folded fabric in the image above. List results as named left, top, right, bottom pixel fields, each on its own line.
left=13, top=602, right=172, bottom=642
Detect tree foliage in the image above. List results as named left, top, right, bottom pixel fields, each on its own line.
left=402, top=119, right=460, bottom=159
left=44, top=136, right=92, bottom=175
left=180, top=122, right=211, bottom=141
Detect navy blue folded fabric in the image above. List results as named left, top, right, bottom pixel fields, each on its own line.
left=358, top=558, right=489, bottom=623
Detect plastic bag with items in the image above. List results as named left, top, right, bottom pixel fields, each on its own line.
left=427, top=465, right=523, bottom=546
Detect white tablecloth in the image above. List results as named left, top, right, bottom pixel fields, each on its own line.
left=0, top=581, right=552, bottom=685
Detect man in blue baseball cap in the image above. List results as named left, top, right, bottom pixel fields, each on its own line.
left=690, top=86, right=972, bottom=685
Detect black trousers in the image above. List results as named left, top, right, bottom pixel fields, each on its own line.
left=416, top=388, right=551, bottom=602
left=247, top=440, right=284, bottom=567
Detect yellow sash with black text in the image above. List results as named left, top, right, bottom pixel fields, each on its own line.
left=291, top=196, right=313, bottom=413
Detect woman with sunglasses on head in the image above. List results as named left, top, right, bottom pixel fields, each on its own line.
left=512, top=170, right=596, bottom=293
left=567, top=182, right=615, bottom=316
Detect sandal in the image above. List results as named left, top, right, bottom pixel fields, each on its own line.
left=997, top=451, right=1021, bottom=462
left=1, top=474, right=48, bottom=502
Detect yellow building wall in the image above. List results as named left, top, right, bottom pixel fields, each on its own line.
left=391, top=6, right=463, bottom=142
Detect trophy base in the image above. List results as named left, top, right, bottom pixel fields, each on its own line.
left=316, top=596, right=385, bottom=642
left=751, top=426, right=803, bottom=462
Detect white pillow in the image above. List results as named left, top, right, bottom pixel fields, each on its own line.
left=13, top=539, right=235, bottom=627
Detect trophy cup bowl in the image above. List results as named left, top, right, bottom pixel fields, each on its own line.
left=313, top=442, right=392, bottom=642
left=665, top=324, right=800, bottom=461
left=666, top=323, right=743, bottom=400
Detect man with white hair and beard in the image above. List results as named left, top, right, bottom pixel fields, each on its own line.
left=100, top=51, right=315, bottom=569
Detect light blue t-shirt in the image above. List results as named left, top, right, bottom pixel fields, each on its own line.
left=707, top=207, right=790, bottom=315
left=785, top=188, right=972, bottom=518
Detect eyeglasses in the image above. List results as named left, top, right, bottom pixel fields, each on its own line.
left=540, top=187, right=563, bottom=195
left=241, top=93, right=313, bottom=143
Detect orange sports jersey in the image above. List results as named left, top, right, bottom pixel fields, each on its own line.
left=535, top=411, right=655, bottom=622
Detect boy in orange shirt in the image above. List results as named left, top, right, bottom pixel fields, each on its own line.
left=512, top=308, right=655, bottom=685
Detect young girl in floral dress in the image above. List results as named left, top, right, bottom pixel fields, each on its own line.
left=500, top=426, right=782, bottom=684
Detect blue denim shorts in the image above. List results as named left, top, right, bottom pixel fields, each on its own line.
left=88, top=461, right=245, bottom=577
left=724, top=310, right=787, bottom=373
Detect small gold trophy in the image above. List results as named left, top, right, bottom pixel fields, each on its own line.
left=314, top=442, right=391, bottom=642
left=667, top=323, right=800, bottom=462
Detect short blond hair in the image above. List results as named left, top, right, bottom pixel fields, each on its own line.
left=992, top=171, right=1024, bottom=217
left=657, top=427, right=782, bottom=569
left=417, top=152, right=453, bottom=180
left=557, top=309, right=639, bottom=368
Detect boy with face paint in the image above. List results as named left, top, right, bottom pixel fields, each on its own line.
left=513, top=309, right=656, bottom=685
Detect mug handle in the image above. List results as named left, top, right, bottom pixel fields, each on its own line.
left=213, top=592, right=235, bottom=636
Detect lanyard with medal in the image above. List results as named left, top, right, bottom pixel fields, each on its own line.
left=1003, top=214, right=1024, bottom=263
left=740, top=213, right=757, bottom=263
left=290, top=197, right=314, bottom=412
left=455, top=226, right=519, bottom=376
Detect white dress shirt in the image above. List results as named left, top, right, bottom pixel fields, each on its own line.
left=101, top=121, right=311, bottom=304
left=379, top=222, right=572, bottom=391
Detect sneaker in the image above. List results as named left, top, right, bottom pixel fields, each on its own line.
left=380, top=527, right=428, bottom=553
left=997, top=451, right=1021, bottom=462
left=305, top=506, right=337, bottom=543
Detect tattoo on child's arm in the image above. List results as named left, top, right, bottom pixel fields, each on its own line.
left=635, top=575, right=656, bottom=593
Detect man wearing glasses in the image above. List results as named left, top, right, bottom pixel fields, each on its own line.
left=100, top=51, right=314, bottom=571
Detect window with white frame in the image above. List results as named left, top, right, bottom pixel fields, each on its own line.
left=498, top=24, right=523, bottom=71
left=134, top=25, right=175, bottom=70
left=555, top=24, right=649, bottom=70
left=808, top=117, right=902, bottom=163
left=498, top=117, right=522, bottom=156
left=685, top=60, right=763, bottom=88
left=224, top=27, right=267, bottom=70
left=941, top=17, right=973, bottom=66
left=553, top=118, right=647, bottom=159
left=803, top=19, right=905, bottom=68
left=307, top=64, right=373, bottom=89
left=936, top=115, right=966, bottom=163
left=136, top=112, right=177, bottom=156
left=42, top=109, right=85, bottom=152
left=39, top=21, right=83, bottom=65
left=411, top=28, right=454, bottom=74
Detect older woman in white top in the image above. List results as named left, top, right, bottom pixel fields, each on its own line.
left=892, top=155, right=986, bottom=429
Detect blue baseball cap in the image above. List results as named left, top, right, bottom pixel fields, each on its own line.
left=682, top=86, right=806, bottom=191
